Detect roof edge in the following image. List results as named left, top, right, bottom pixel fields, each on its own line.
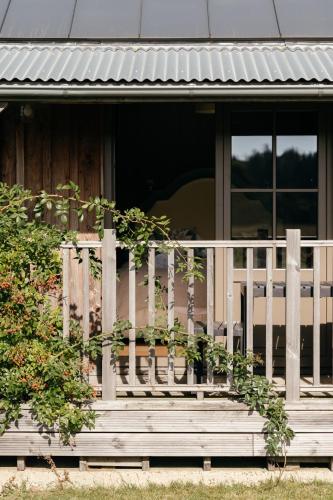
left=1, top=83, right=333, bottom=98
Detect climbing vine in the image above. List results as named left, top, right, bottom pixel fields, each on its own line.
left=0, top=182, right=293, bottom=456
left=117, top=323, right=293, bottom=457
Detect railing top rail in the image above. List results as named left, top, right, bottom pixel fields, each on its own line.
left=61, top=241, right=102, bottom=249
left=60, top=239, right=333, bottom=250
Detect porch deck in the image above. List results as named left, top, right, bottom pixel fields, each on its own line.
left=4, top=398, right=333, bottom=472
left=6, top=230, right=333, bottom=467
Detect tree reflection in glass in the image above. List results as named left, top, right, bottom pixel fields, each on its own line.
left=277, top=136, right=317, bottom=189
left=231, top=136, right=272, bottom=188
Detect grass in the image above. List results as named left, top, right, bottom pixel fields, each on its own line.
left=3, top=481, right=333, bottom=500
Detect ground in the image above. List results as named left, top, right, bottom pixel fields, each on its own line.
left=1, top=469, right=333, bottom=499
left=2, top=480, right=333, bottom=499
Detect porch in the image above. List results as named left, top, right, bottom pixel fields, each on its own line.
left=2, top=101, right=333, bottom=465
left=1, top=0, right=333, bottom=471
left=5, top=230, right=333, bottom=470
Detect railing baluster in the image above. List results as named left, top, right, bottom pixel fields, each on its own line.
left=187, top=248, right=195, bottom=385
left=129, top=251, right=136, bottom=386
left=62, top=237, right=333, bottom=398
left=246, top=248, right=254, bottom=367
left=82, top=248, right=90, bottom=381
left=286, top=229, right=301, bottom=402
left=62, top=247, right=70, bottom=339
left=313, top=246, right=321, bottom=386
left=102, top=229, right=117, bottom=400
left=148, top=248, right=156, bottom=385
left=265, top=247, right=273, bottom=382
left=167, top=249, right=175, bottom=385
left=226, top=247, right=234, bottom=386
left=207, top=248, right=214, bottom=384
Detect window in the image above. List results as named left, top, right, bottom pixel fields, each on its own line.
left=229, top=111, right=319, bottom=267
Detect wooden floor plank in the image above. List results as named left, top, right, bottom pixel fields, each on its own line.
left=254, top=433, right=333, bottom=457
left=0, top=433, right=254, bottom=457
left=7, top=409, right=333, bottom=433
left=3, top=431, right=333, bottom=457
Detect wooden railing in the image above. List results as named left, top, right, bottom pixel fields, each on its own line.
left=61, top=229, right=333, bottom=401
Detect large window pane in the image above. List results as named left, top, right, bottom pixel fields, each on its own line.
left=276, top=135, right=318, bottom=188
left=276, top=192, right=318, bottom=238
left=231, top=136, right=273, bottom=188
left=231, top=192, right=273, bottom=239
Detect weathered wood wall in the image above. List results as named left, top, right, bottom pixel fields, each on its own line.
left=0, top=103, right=103, bottom=235
left=0, top=103, right=105, bottom=394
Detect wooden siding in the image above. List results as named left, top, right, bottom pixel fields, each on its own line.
left=0, top=104, right=103, bottom=235
left=0, top=106, right=16, bottom=185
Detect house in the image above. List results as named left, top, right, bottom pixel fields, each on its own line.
left=1, top=0, right=333, bottom=470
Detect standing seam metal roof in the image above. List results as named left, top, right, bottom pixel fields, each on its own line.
left=0, top=43, right=333, bottom=84
left=0, top=0, right=332, bottom=41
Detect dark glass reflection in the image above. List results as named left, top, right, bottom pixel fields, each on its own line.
left=276, top=112, right=317, bottom=135
left=277, top=248, right=314, bottom=269
left=231, top=192, right=273, bottom=239
left=231, top=112, right=273, bottom=135
left=276, top=193, right=317, bottom=238
left=277, top=136, right=317, bottom=188
left=234, top=248, right=267, bottom=269
left=231, top=136, right=273, bottom=188
left=233, top=248, right=246, bottom=269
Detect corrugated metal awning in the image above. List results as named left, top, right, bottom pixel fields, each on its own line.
left=1, top=43, right=333, bottom=85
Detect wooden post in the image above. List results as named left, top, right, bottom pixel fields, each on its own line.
left=203, top=457, right=211, bottom=471
left=266, top=459, right=276, bottom=471
left=167, top=249, right=175, bottom=385
left=207, top=248, right=214, bottom=384
left=187, top=249, right=195, bottom=385
left=82, top=248, right=90, bottom=381
left=285, top=229, right=301, bottom=402
left=148, top=248, right=156, bottom=385
left=102, top=229, right=117, bottom=400
left=129, top=251, right=137, bottom=386
left=62, top=248, right=70, bottom=339
left=79, top=458, right=88, bottom=472
left=313, top=246, right=321, bottom=386
left=142, top=457, right=150, bottom=471
left=246, top=248, right=254, bottom=367
left=265, top=247, right=273, bottom=381
left=226, top=248, right=234, bottom=386
left=17, top=456, right=25, bottom=471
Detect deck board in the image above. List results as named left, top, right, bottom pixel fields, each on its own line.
left=2, top=398, right=333, bottom=458
left=6, top=409, right=333, bottom=433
